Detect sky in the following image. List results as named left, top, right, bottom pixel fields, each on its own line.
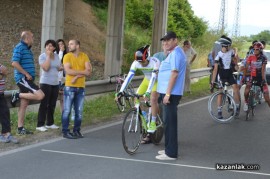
left=188, top=0, right=270, bottom=36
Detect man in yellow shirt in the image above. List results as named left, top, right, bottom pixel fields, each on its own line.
left=62, top=39, right=92, bottom=139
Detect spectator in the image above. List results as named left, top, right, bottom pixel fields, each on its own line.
left=55, top=39, right=67, bottom=112
left=62, top=39, right=92, bottom=139
left=11, top=31, right=45, bottom=135
left=36, top=40, right=61, bottom=132
left=153, top=41, right=169, bottom=62
left=156, top=31, right=186, bottom=160
left=182, top=40, right=197, bottom=93
left=212, top=35, right=229, bottom=60
left=261, top=40, right=266, bottom=49
left=207, top=51, right=214, bottom=68
left=0, top=64, right=18, bottom=143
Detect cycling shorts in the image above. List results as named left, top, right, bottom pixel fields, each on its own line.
left=219, top=69, right=237, bottom=85
left=136, top=77, right=157, bottom=95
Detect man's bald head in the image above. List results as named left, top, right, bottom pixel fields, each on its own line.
left=21, top=31, right=33, bottom=46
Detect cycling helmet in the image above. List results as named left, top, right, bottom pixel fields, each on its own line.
left=253, top=42, right=264, bottom=50
left=218, top=36, right=232, bottom=47
left=134, top=45, right=150, bottom=62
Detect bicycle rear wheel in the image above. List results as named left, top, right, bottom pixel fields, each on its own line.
left=208, top=91, right=236, bottom=123
left=122, top=108, right=143, bottom=155
left=116, top=85, right=126, bottom=112
left=124, top=84, right=135, bottom=108
left=150, top=114, right=164, bottom=144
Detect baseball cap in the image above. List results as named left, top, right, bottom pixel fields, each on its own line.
left=160, top=31, right=177, bottom=41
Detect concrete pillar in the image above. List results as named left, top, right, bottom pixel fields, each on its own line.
left=41, top=0, right=65, bottom=52
left=104, top=0, right=125, bottom=78
left=151, top=0, right=168, bottom=54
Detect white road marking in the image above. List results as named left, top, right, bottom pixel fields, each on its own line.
left=42, top=149, right=270, bottom=177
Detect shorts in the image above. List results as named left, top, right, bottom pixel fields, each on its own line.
left=17, top=78, right=39, bottom=93
left=136, top=77, right=157, bottom=95
left=219, top=69, right=237, bottom=85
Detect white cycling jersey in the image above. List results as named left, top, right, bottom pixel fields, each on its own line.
left=215, top=49, right=235, bottom=69
left=119, top=57, right=160, bottom=93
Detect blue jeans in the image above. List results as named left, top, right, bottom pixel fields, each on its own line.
left=160, top=94, right=181, bottom=158
left=62, top=87, right=85, bottom=134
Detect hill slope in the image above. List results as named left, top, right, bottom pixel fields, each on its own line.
left=0, top=0, right=105, bottom=89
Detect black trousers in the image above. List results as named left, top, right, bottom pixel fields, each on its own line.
left=0, top=94, right=11, bottom=133
left=37, top=84, right=59, bottom=127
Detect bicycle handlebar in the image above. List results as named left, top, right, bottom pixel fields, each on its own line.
left=120, top=93, right=151, bottom=107
left=109, top=74, right=124, bottom=84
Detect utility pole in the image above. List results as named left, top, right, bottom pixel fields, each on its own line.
left=218, top=0, right=227, bottom=34
left=232, top=0, right=241, bottom=37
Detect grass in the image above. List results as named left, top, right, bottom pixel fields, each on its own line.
left=9, top=77, right=211, bottom=135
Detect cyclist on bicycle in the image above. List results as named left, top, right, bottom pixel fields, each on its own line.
left=243, top=42, right=270, bottom=111
left=115, top=45, right=160, bottom=135
left=210, top=37, right=241, bottom=119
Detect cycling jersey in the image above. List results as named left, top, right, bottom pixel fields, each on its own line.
left=214, top=49, right=235, bottom=69
left=246, top=54, right=267, bottom=78
left=214, top=49, right=236, bottom=85
left=119, top=57, right=160, bottom=94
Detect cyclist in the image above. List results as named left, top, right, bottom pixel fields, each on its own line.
left=210, top=37, right=241, bottom=119
left=115, top=45, right=160, bottom=136
left=243, top=42, right=270, bottom=111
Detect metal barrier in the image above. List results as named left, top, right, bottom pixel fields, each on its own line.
left=4, top=68, right=211, bottom=108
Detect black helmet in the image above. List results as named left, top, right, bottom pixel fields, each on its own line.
left=218, top=37, right=232, bottom=47
left=134, top=45, right=150, bottom=62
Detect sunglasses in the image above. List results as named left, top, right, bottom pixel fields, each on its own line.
left=254, top=49, right=260, bottom=51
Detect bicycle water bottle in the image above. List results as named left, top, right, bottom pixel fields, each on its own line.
left=142, top=111, right=148, bottom=123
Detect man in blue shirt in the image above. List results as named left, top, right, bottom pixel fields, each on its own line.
left=156, top=31, right=186, bottom=160
left=11, top=31, right=44, bottom=135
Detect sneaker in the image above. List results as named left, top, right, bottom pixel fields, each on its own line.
left=73, top=131, right=84, bottom=138
left=156, top=153, right=177, bottom=160
left=147, top=121, right=157, bottom=133
left=63, top=132, right=77, bottom=139
left=0, top=135, right=10, bottom=143
left=11, top=91, right=20, bottom=107
left=217, top=111, right=223, bottom=119
left=243, top=103, right=248, bottom=112
left=45, top=124, right=59, bottom=129
left=6, top=134, right=19, bottom=144
left=17, top=127, right=33, bottom=135
left=36, top=126, right=48, bottom=132
left=158, top=150, right=165, bottom=155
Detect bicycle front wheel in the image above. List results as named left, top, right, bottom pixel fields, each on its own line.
left=122, top=108, right=143, bottom=155
left=208, top=91, right=236, bottom=123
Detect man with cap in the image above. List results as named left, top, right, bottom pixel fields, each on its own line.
left=156, top=31, right=186, bottom=160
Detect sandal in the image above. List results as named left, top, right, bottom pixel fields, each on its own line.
left=141, top=134, right=152, bottom=144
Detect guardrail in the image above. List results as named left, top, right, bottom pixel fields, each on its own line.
left=4, top=68, right=211, bottom=108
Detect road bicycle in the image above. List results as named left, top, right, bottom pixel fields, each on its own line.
left=245, top=80, right=262, bottom=120
left=208, top=80, right=237, bottom=123
left=109, top=74, right=134, bottom=112
left=121, top=93, right=164, bottom=155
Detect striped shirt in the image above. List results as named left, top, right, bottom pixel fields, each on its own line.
left=12, top=40, right=35, bottom=84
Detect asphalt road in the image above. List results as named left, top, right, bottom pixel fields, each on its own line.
left=0, top=96, right=269, bottom=179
